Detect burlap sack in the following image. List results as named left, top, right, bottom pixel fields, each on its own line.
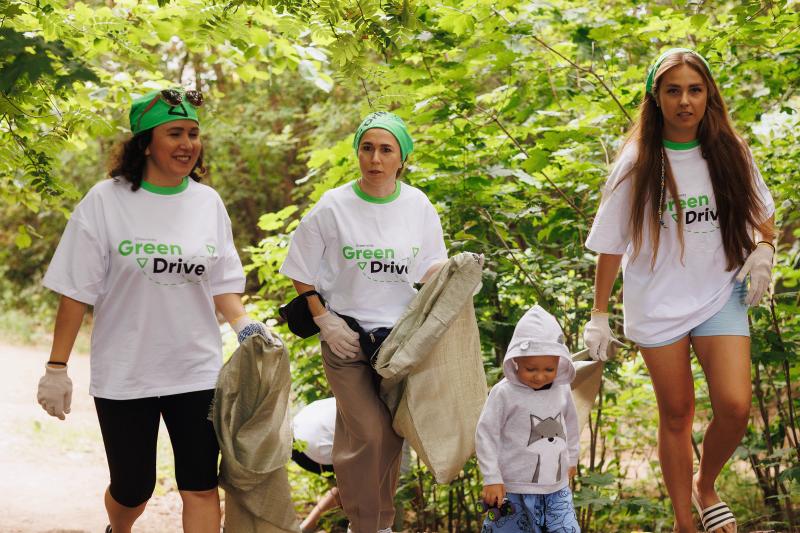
left=212, top=334, right=299, bottom=533
left=376, top=253, right=486, bottom=484
left=571, top=344, right=622, bottom=434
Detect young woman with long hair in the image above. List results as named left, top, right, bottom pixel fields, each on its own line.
left=582, top=49, right=776, bottom=533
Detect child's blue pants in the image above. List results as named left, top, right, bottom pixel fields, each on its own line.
left=480, top=488, right=580, bottom=533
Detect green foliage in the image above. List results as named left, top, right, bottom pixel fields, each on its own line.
left=0, top=27, right=98, bottom=93
left=2, top=0, right=798, bottom=530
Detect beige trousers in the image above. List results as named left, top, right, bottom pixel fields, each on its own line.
left=321, top=342, right=403, bottom=533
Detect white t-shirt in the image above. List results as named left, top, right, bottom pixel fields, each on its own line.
left=292, top=397, right=337, bottom=465
left=43, top=178, right=246, bottom=400
left=585, top=143, right=774, bottom=345
left=280, top=180, right=447, bottom=330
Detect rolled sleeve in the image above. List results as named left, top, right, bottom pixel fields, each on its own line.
left=43, top=215, right=108, bottom=305
left=280, top=207, right=325, bottom=285
left=751, top=160, right=776, bottom=222
left=585, top=158, right=634, bottom=254
left=210, top=209, right=245, bottom=295
left=412, top=201, right=448, bottom=283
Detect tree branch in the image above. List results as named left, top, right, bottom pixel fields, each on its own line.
left=360, top=77, right=373, bottom=108
left=490, top=7, right=632, bottom=124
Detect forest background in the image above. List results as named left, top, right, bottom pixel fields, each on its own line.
left=1, top=0, right=798, bottom=531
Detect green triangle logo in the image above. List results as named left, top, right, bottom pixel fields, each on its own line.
left=206, top=245, right=216, bottom=255
left=358, top=262, right=367, bottom=270
left=671, top=214, right=678, bottom=222
left=412, top=247, right=420, bottom=257
left=136, top=258, right=148, bottom=269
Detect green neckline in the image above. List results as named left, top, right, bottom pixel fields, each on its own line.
left=140, top=176, right=189, bottom=195
left=352, top=180, right=401, bottom=204
left=663, top=139, right=700, bottom=150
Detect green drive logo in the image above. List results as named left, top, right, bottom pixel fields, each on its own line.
left=118, top=239, right=209, bottom=280
left=342, top=245, right=416, bottom=276
left=665, top=194, right=720, bottom=228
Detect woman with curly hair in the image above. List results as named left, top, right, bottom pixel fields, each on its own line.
left=37, top=88, right=270, bottom=533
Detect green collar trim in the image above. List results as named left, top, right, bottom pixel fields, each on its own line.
left=663, top=139, right=700, bottom=150
left=352, top=180, right=401, bottom=204
left=140, top=176, right=189, bottom=195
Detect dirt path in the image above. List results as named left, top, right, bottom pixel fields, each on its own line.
left=0, top=342, right=184, bottom=533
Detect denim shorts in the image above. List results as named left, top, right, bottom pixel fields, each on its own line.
left=638, top=280, right=749, bottom=348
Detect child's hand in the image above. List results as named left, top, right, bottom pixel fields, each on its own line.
left=482, top=484, right=506, bottom=506
left=568, top=466, right=577, bottom=479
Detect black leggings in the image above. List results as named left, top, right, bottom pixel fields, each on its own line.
left=94, top=389, right=219, bottom=508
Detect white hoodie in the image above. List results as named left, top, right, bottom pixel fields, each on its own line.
left=475, top=305, right=579, bottom=495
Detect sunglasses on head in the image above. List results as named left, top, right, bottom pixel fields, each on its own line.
left=135, top=88, right=204, bottom=132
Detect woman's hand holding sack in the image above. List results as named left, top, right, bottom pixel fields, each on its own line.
left=583, top=312, right=617, bottom=362
left=232, top=315, right=278, bottom=345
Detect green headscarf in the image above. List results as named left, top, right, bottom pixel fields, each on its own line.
left=645, top=48, right=712, bottom=96
left=352, top=111, right=413, bottom=161
left=129, top=90, right=200, bottom=136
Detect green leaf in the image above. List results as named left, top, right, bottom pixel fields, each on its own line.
left=690, top=14, right=709, bottom=29
left=522, top=149, right=550, bottom=174
left=438, top=11, right=475, bottom=36
left=14, top=225, right=31, bottom=249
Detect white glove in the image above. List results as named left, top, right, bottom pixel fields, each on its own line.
left=232, top=315, right=279, bottom=345
left=37, top=364, right=72, bottom=420
left=583, top=313, right=616, bottom=362
left=313, top=311, right=360, bottom=359
left=735, top=242, right=774, bottom=306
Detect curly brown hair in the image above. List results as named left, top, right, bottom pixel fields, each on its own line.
left=108, top=130, right=206, bottom=191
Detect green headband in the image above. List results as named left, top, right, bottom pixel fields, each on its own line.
left=129, top=90, right=200, bottom=136
left=645, top=48, right=712, bottom=96
left=353, top=111, right=413, bottom=161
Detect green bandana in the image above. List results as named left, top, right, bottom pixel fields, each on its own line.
left=353, top=111, right=413, bottom=161
left=129, top=90, right=200, bottom=136
left=645, top=48, right=712, bottom=96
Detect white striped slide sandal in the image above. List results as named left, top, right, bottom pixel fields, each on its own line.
left=691, top=493, right=737, bottom=532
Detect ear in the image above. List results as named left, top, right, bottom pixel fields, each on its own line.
left=531, top=414, right=543, bottom=424
left=554, top=413, right=562, bottom=422
left=145, top=146, right=151, bottom=156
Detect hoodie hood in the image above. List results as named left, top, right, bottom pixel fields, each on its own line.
left=503, top=305, right=575, bottom=387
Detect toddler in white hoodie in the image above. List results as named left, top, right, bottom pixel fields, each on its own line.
left=475, top=305, right=580, bottom=533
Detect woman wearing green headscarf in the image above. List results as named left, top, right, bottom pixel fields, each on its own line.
left=281, top=111, right=448, bottom=532
left=36, top=88, right=272, bottom=533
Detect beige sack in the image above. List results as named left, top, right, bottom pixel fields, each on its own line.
left=377, top=254, right=487, bottom=484
left=212, top=334, right=299, bottom=533
left=392, top=300, right=487, bottom=484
